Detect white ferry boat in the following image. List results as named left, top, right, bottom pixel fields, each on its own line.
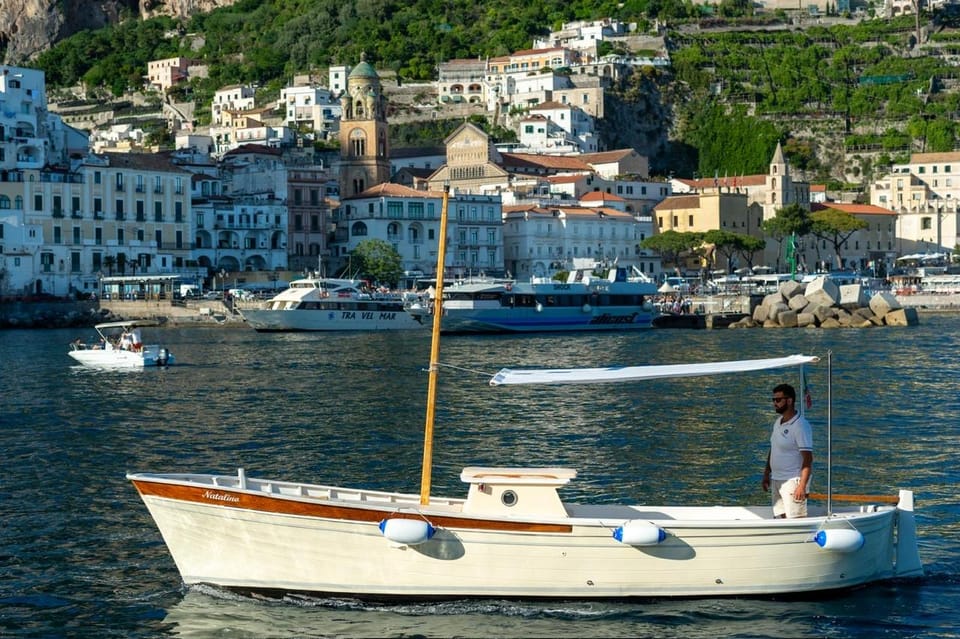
left=240, top=277, right=425, bottom=332
left=405, top=267, right=658, bottom=333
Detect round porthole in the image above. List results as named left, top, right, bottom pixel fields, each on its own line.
left=501, top=490, right=518, bottom=507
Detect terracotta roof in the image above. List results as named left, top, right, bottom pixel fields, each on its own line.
left=654, top=195, right=701, bottom=210
left=347, top=182, right=444, bottom=200
left=546, top=175, right=586, bottom=184
left=909, top=151, right=960, bottom=163
left=500, top=152, right=593, bottom=172
left=579, top=149, right=636, bottom=164
left=530, top=101, right=576, bottom=111
left=810, top=184, right=827, bottom=192
left=678, top=175, right=767, bottom=189
left=580, top=191, right=626, bottom=202
left=812, top=202, right=896, bottom=216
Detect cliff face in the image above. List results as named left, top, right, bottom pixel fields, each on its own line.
left=0, top=0, right=236, bottom=64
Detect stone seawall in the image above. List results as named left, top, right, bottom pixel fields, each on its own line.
left=0, top=299, right=244, bottom=329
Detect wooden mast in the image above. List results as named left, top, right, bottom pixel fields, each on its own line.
left=420, top=184, right=450, bottom=505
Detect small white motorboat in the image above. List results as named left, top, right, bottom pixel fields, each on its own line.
left=68, top=320, right=174, bottom=369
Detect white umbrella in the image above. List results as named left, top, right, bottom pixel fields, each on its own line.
left=658, top=282, right=676, bottom=293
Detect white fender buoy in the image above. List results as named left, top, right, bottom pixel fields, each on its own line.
left=582, top=303, right=592, bottom=313
left=535, top=302, right=543, bottom=312
left=613, top=520, right=666, bottom=546
left=814, top=528, right=864, bottom=553
left=379, top=518, right=435, bottom=545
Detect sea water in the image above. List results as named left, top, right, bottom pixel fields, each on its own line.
left=2, top=316, right=959, bottom=638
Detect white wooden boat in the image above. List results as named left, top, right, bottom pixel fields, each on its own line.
left=68, top=320, right=173, bottom=368
left=240, top=277, right=424, bottom=331
left=127, top=189, right=922, bottom=600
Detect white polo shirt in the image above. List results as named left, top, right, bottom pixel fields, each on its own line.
left=770, top=412, right=813, bottom=480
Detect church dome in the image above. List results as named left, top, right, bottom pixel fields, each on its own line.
left=349, top=55, right=378, bottom=80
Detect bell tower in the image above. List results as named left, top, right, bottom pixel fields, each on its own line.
left=338, top=53, right=391, bottom=197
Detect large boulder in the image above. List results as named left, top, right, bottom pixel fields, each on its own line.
left=870, top=291, right=903, bottom=317
left=796, top=312, right=817, bottom=327
left=777, top=309, right=799, bottom=327
left=788, top=294, right=810, bottom=311
left=804, top=276, right=840, bottom=307
left=779, top=279, right=805, bottom=300
left=884, top=307, right=920, bottom=326
left=752, top=303, right=768, bottom=323
left=767, top=301, right=790, bottom=322
left=838, top=284, right=868, bottom=310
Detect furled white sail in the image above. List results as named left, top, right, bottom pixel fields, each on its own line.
left=489, top=354, right=819, bottom=386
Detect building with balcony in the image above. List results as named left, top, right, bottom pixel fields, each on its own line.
left=1, top=151, right=193, bottom=297
left=502, top=200, right=658, bottom=280
left=437, top=58, right=487, bottom=105
left=279, top=83, right=341, bottom=139
left=333, top=182, right=503, bottom=278
left=871, top=151, right=960, bottom=256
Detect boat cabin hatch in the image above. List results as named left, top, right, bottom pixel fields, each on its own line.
left=460, top=467, right=576, bottom=518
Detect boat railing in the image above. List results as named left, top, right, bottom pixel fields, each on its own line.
left=208, top=471, right=465, bottom=509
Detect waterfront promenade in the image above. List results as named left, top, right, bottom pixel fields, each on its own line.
left=2, top=292, right=958, bottom=329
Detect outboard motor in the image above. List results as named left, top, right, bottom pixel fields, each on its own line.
left=157, top=348, right=169, bottom=366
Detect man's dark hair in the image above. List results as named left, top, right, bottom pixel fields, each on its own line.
left=773, top=383, right=796, bottom=401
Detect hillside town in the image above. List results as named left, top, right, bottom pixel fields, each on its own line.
left=0, top=16, right=958, bottom=301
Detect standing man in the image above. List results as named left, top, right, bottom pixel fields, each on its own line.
left=762, top=383, right=813, bottom=518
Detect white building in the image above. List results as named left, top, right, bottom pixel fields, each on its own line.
left=279, top=84, right=341, bottom=139
left=871, top=151, right=960, bottom=256
left=211, top=85, right=256, bottom=126
left=191, top=144, right=288, bottom=272
left=437, top=58, right=487, bottom=105
left=334, top=183, right=504, bottom=277
left=518, top=101, right=598, bottom=154
left=328, top=65, right=350, bottom=97
left=532, top=18, right=629, bottom=56
left=502, top=196, right=659, bottom=280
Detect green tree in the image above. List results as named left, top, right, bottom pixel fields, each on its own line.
left=347, top=239, right=403, bottom=287
left=702, top=229, right=764, bottom=272
left=640, top=230, right=704, bottom=272
left=761, top=204, right=812, bottom=271
left=810, top=208, right=868, bottom=269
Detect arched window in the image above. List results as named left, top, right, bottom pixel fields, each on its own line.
left=0, top=195, right=10, bottom=209
left=350, top=129, right=366, bottom=157
left=351, top=222, right=368, bottom=236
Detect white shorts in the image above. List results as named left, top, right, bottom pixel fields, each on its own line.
left=772, top=477, right=808, bottom=518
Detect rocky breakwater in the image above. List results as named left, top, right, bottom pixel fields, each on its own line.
left=729, top=277, right=919, bottom=329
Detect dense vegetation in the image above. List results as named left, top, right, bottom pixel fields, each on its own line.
left=28, top=1, right=960, bottom=182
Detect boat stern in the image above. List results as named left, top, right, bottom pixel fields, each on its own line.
left=894, top=490, right=924, bottom=577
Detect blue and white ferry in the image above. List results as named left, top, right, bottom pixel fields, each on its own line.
left=405, top=267, right=659, bottom=333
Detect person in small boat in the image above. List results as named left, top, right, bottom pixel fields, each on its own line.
left=130, top=327, right=143, bottom=351
left=120, top=331, right=134, bottom=351
left=762, top=383, right=813, bottom=518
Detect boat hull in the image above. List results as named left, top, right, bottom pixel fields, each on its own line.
left=433, top=306, right=656, bottom=333
left=68, top=345, right=174, bottom=368
left=242, top=308, right=425, bottom=331
left=129, top=473, right=921, bottom=599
